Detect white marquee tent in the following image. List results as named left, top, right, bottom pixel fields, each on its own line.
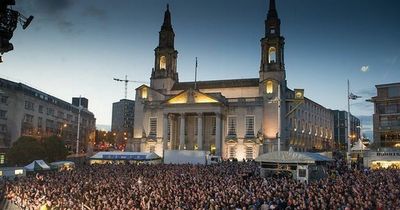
left=255, top=151, right=333, bottom=164
left=24, top=160, right=51, bottom=171
left=351, top=139, right=370, bottom=151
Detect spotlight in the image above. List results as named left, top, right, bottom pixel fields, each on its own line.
left=21, top=15, right=34, bottom=30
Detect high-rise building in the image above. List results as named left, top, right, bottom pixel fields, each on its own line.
left=370, top=82, right=400, bottom=148
left=128, top=1, right=336, bottom=159
left=0, top=78, right=96, bottom=153
left=111, top=99, right=135, bottom=138
left=331, top=110, right=361, bottom=151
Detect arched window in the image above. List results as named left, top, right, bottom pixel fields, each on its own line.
left=159, top=56, right=166, bottom=70
left=141, top=87, right=148, bottom=99
left=268, top=47, right=276, bottom=63
left=266, top=80, right=273, bottom=94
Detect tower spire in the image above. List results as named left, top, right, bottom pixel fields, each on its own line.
left=162, top=4, right=172, bottom=31
left=265, top=0, right=281, bottom=36
left=259, top=0, right=285, bottom=81
left=268, top=0, right=277, bottom=18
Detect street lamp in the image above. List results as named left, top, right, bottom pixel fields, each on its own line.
left=59, top=123, right=67, bottom=137
left=347, top=79, right=361, bottom=169
left=76, top=96, right=83, bottom=155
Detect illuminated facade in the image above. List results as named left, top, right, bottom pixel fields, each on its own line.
left=370, top=82, right=400, bottom=148
left=0, top=78, right=96, bottom=152
left=129, top=1, right=334, bottom=159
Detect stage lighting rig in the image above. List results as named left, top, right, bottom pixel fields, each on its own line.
left=0, top=0, right=34, bottom=63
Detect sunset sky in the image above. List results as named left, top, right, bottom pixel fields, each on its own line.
left=1, top=0, right=400, bottom=137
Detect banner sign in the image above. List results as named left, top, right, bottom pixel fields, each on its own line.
left=102, top=154, right=147, bottom=160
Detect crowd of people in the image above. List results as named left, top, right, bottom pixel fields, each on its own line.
left=2, top=160, right=400, bottom=210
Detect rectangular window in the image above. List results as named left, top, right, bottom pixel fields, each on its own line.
left=0, top=124, right=6, bottom=132
left=38, top=105, right=43, bottom=113
left=245, top=116, right=255, bottom=137
left=211, top=117, right=216, bottom=136
left=24, top=114, right=34, bottom=123
left=46, top=119, right=54, bottom=133
left=229, top=146, right=236, bottom=159
left=0, top=110, right=6, bottom=119
left=0, top=96, right=8, bottom=104
left=227, top=116, right=237, bottom=136
left=37, top=117, right=42, bottom=129
left=246, top=146, right=253, bottom=160
left=24, top=101, right=34, bottom=111
left=385, top=104, right=398, bottom=114
left=388, top=86, right=400, bottom=97
left=298, top=169, right=307, bottom=178
left=47, top=108, right=54, bottom=116
left=149, top=118, right=157, bottom=137
left=0, top=154, right=4, bottom=164
left=14, top=169, right=23, bottom=175
left=57, top=111, right=64, bottom=118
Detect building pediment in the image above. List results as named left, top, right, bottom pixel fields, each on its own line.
left=165, top=88, right=221, bottom=104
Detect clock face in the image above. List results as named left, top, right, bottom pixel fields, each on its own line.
left=294, top=89, right=304, bottom=100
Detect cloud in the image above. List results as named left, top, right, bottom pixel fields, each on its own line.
left=360, top=65, right=369, bottom=72
left=352, top=101, right=373, bottom=109
left=17, top=0, right=74, bottom=15
left=15, top=0, right=76, bottom=33
left=356, top=88, right=376, bottom=98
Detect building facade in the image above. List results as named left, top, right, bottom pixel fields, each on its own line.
left=112, top=99, right=135, bottom=138
left=0, top=78, right=96, bottom=153
left=129, top=1, right=334, bottom=159
left=331, top=110, right=361, bottom=151
left=370, top=83, right=400, bottom=148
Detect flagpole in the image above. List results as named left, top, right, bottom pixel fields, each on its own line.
left=194, top=57, right=198, bottom=90
left=347, top=79, right=351, bottom=169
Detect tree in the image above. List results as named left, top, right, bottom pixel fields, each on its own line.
left=7, top=136, right=45, bottom=166
left=42, top=136, right=68, bottom=162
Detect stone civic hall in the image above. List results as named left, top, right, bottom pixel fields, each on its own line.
left=128, top=1, right=334, bottom=159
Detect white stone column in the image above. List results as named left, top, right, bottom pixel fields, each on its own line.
left=169, top=114, right=174, bottom=150
left=215, top=113, right=221, bottom=156
left=162, top=114, right=168, bottom=153
left=197, top=113, right=203, bottom=150
left=179, top=113, right=185, bottom=150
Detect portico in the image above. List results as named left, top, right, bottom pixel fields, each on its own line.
left=162, top=91, right=225, bottom=155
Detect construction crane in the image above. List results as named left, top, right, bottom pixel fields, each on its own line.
left=113, top=75, right=147, bottom=99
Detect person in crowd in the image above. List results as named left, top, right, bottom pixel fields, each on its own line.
left=2, top=159, right=400, bottom=210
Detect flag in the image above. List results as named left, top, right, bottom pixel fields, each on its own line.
left=348, top=93, right=361, bottom=100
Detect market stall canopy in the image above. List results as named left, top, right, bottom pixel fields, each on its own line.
left=90, top=152, right=161, bottom=161
left=351, top=139, right=370, bottom=151
left=24, top=160, right=51, bottom=171
left=255, top=151, right=333, bottom=164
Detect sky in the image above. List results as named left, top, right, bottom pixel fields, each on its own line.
left=1, top=0, right=400, bottom=137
